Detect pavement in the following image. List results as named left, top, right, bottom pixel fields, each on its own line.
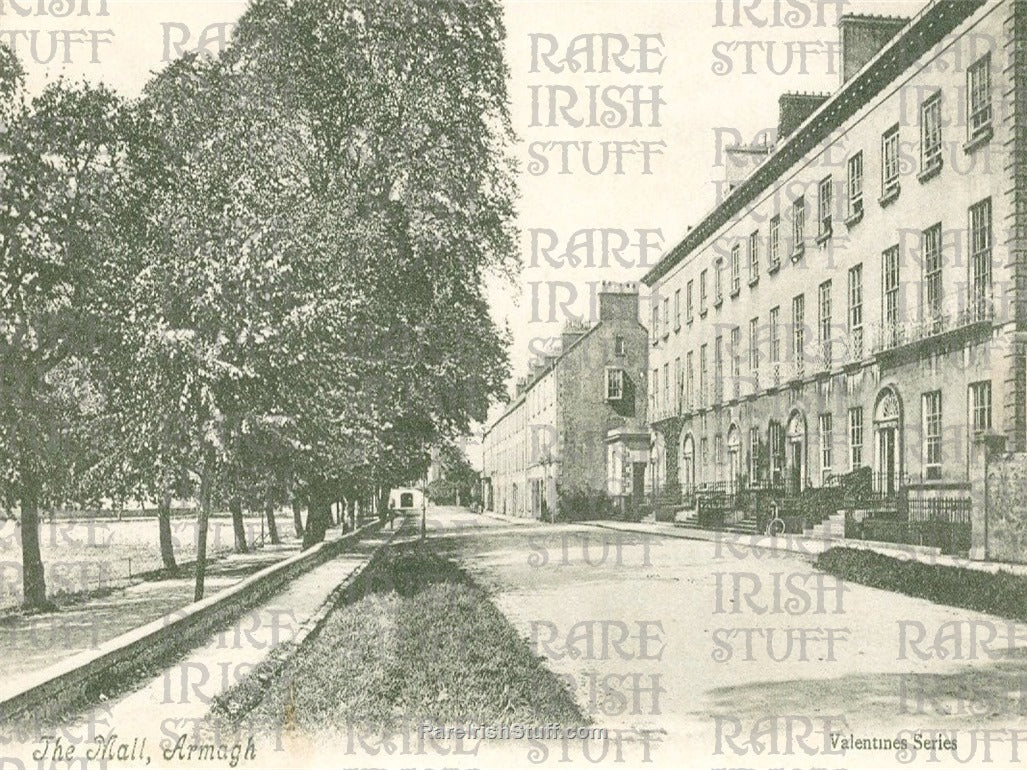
left=0, top=515, right=388, bottom=698
left=483, top=509, right=1027, bottom=575
left=585, top=518, right=1027, bottom=576
left=0, top=543, right=296, bottom=695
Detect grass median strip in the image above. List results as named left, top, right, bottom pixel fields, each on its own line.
left=815, top=547, right=1027, bottom=620
left=212, top=540, right=585, bottom=733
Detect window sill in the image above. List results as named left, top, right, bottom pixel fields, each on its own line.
left=730, top=287, right=741, bottom=299
left=815, top=229, right=832, bottom=246
left=964, top=125, right=993, bottom=154
left=768, top=261, right=781, bottom=276
left=917, top=158, right=943, bottom=184
left=879, top=183, right=900, bottom=208
left=844, top=207, right=864, bottom=228
left=674, top=324, right=681, bottom=333
left=699, top=309, right=708, bottom=319
left=790, top=243, right=805, bottom=263
left=713, top=297, right=724, bottom=309
left=748, top=276, right=759, bottom=288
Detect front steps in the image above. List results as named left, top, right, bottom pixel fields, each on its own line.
left=808, top=510, right=847, bottom=540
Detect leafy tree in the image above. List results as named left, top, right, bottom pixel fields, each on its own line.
left=428, top=442, right=480, bottom=506
left=0, top=52, right=129, bottom=608
left=108, top=52, right=315, bottom=597
left=227, top=0, right=518, bottom=542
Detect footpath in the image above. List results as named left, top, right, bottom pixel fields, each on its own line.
left=0, top=516, right=403, bottom=733
left=0, top=544, right=293, bottom=694
left=591, top=518, right=1027, bottom=577
left=482, top=509, right=1027, bottom=577
left=40, top=520, right=403, bottom=736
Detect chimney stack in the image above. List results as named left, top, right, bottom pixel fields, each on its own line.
left=561, top=320, right=591, bottom=354
left=839, top=14, right=907, bottom=84
left=597, top=281, right=640, bottom=322
left=778, top=92, right=830, bottom=141
left=723, top=135, right=773, bottom=190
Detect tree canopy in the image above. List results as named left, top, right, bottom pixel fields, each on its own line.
left=0, top=0, right=517, bottom=607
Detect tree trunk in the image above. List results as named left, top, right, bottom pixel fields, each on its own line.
left=264, top=488, right=280, bottom=546
left=301, top=487, right=329, bottom=549
left=158, top=490, right=176, bottom=570
left=230, top=496, right=248, bottom=553
left=292, top=497, right=304, bottom=539
left=348, top=498, right=356, bottom=531
left=19, top=468, right=47, bottom=611
left=194, top=458, right=213, bottom=601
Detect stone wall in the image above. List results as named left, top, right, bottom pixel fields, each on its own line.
left=977, top=441, right=1027, bottom=562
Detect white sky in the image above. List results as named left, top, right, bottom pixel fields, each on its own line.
left=1, top=0, right=923, bottom=429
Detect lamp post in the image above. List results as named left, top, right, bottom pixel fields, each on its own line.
left=421, top=474, right=427, bottom=541
left=539, top=452, right=554, bottom=524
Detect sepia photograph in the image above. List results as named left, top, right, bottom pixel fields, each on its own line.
left=0, top=0, right=1023, bottom=768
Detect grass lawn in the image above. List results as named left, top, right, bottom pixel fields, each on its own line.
left=212, top=540, right=585, bottom=733
left=0, top=512, right=297, bottom=611
left=816, top=547, right=1027, bottom=620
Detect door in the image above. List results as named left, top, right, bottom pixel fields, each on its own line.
left=632, top=463, right=646, bottom=506
left=728, top=450, right=740, bottom=494
left=880, top=427, right=897, bottom=495
left=790, top=441, right=804, bottom=493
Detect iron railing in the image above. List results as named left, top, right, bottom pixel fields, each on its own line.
left=871, top=297, right=995, bottom=356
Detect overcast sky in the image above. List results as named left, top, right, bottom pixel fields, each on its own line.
left=2, top=0, right=922, bottom=427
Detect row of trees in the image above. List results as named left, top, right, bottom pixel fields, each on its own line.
left=427, top=444, right=482, bottom=508
left=0, top=0, right=517, bottom=609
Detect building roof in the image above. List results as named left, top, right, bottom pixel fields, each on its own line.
left=642, top=0, right=987, bottom=287
left=483, top=322, right=602, bottom=437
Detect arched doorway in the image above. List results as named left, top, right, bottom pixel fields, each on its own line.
left=680, top=433, right=695, bottom=496
left=786, top=411, right=807, bottom=493
left=727, top=425, right=741, bottom=494
left=874, top=387, right=903, bottom=495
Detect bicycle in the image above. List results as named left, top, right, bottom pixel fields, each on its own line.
left=764, top=501, right=784, bottom=536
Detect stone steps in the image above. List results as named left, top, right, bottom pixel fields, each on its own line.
left=809, top=510, right=847, bottom=540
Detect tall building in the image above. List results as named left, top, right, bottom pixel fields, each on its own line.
left=482, top=282, right=649, bottom=518
left=643, top=0, right=1022, bottom=502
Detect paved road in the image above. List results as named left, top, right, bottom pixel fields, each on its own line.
left=6, top=508, right=1021, bottom=770
left=426, top=508, right=1027, bottom=770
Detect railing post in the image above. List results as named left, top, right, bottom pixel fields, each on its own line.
left=970, top=431, right=1005, bottom=560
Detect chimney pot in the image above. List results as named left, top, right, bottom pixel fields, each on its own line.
left=839, top=14, right=908, bottom=84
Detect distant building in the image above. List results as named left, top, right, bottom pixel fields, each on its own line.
left=482, top=282, right=649, bottom=518
left=389, top=487, right=424, bottom=511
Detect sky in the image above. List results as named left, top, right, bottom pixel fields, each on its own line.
left=1, top=0, right=922, bottom=430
